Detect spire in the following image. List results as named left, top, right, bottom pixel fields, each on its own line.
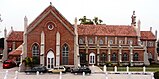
left=11, top=26, right=13, bottom=31
left=131, top=11, right=136, bottom=26
left=155, top=30, right=157, bottom=39
left=137, top=20, right=141, bottom=36
left=24, top=16, right=28, bottom=33
left=4, top=27, right=7, bottom=38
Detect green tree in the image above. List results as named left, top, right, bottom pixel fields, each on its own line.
left=79, top=16, right=103, bottom=25
left=93, top=17, right=103, bottom=25
left=79, top=16, right=93, bottom=24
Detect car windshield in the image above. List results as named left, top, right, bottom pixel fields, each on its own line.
left=3, top=62, right=10, bottom=64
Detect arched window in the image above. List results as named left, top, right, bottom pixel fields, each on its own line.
left=122, top=53, right=128, bottom=61
left=99, top=39, right=104, bottom=45
left=89, top=38, right=93, bottom=44
left=100, top=53, right=106, bottom=63
left=133, top=53, right=138, bottom=61
left=32, top=43, right=40, bottom=64
left=32, top=43, right=39, bottom=57
left=79, top=38, right=83, bottom=44
left=111, top=53, right=116, bottom=62
left=109, top=40, right=113, bottom=45
left=62, top=44, right=69, bottom=65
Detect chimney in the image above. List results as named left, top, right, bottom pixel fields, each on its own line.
left=150, top=27, right=152, bottom=32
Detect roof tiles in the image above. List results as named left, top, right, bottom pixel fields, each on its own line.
left=7, top=31, right=23, bottom=41
left=140, top=31, right=156, bottom=40
left=78, top=25, right=137, bottom=36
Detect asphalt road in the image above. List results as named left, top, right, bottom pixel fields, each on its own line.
left=0, top=62, right=153, bottom=79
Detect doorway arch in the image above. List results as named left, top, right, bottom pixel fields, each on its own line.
left=47, top=51, right=54, bottom=69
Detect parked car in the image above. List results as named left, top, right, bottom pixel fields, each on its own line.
left=3, top=60, right=16, bottom=69
left=48, top=66, right=66, bottom=73
left=71, top=67, right=91, bottom=74
left=25, top=66, right=47, bottom=74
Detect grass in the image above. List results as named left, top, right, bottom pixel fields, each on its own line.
left=99, top=66, right=159, bottom=72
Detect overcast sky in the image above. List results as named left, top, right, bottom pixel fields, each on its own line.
left=0, top=0, right=159, bottom=39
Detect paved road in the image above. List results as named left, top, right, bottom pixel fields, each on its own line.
left=0, top=62, right=153, bottom=79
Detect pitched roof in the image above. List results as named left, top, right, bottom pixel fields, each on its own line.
left=140, top=31, right=156, bottom=40
left=78, top=25, right=137, bottom=36
left=9, top=45, right=22, bottom=56
left=7, top=31, right=23, bottom=41
left=27, top=5, right=74, bottom=33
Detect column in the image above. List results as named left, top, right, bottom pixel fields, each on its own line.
left=129, top=45, right=133, bottom=66
left=40, top=31, right=45, bottom=66
left=108, top=48, right=111, bottom=62
left=85, top=36, right=89, bottom=63
left=97, top=44, right=100, bottom=65
left=56, top=32, right=60, bottom=66
left=12, top=42, right=16, bottom=51
left=115, top=37, right=117, bottom=44
left=125, top=37, right=127, bottom=44
left=119, top=47, right=122, bottom=63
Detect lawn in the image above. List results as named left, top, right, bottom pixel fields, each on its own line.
left=99, top=65, right=159, bottom=72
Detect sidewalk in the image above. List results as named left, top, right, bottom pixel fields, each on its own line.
left=89, top=65, right=103, bottom=74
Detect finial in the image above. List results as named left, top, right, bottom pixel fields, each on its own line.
left=50, top=2, right=52, bottom=5
left=133, top=11, right=135, bottom=15
left=11, top=26, right=13, bottom=31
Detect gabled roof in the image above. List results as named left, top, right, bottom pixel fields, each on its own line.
left=78, top=25, right=137, bottom=36
left=27, top=5, right=74, bottom=34
left=140, top=31, right=156, bottom=40
left=7, top=31, right=23, bottom=41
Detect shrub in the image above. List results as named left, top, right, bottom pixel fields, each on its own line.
left=22, top=57, right=33, bottom=67
left=154, top=71, right=159, bottom=79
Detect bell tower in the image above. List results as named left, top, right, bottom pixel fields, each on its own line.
left=131, top=11, right=136, bottom=27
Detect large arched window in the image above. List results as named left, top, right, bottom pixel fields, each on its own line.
left=111, top=53, right=116, bottom=62
left=62, top=44, right=69, bottom=65
left=32, top=43, right=39, bottom=57
left=100, top=53, right=106, bottom=63
left=32, top=43, right=40, bottom=64
left=122, top=53, right=128, bottom=61
left=133, top=53, right=138, bottom=61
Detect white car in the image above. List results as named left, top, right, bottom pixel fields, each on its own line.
left=48, top=66, right=66, bottom=73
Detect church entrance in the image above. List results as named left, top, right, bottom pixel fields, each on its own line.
left=47, top=51, right=54, bottom=69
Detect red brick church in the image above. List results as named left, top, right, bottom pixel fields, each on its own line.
left=2, top=4, right=157, bottom=68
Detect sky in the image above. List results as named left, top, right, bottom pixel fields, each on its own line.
left=0, top=0, right=159, bottom=39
